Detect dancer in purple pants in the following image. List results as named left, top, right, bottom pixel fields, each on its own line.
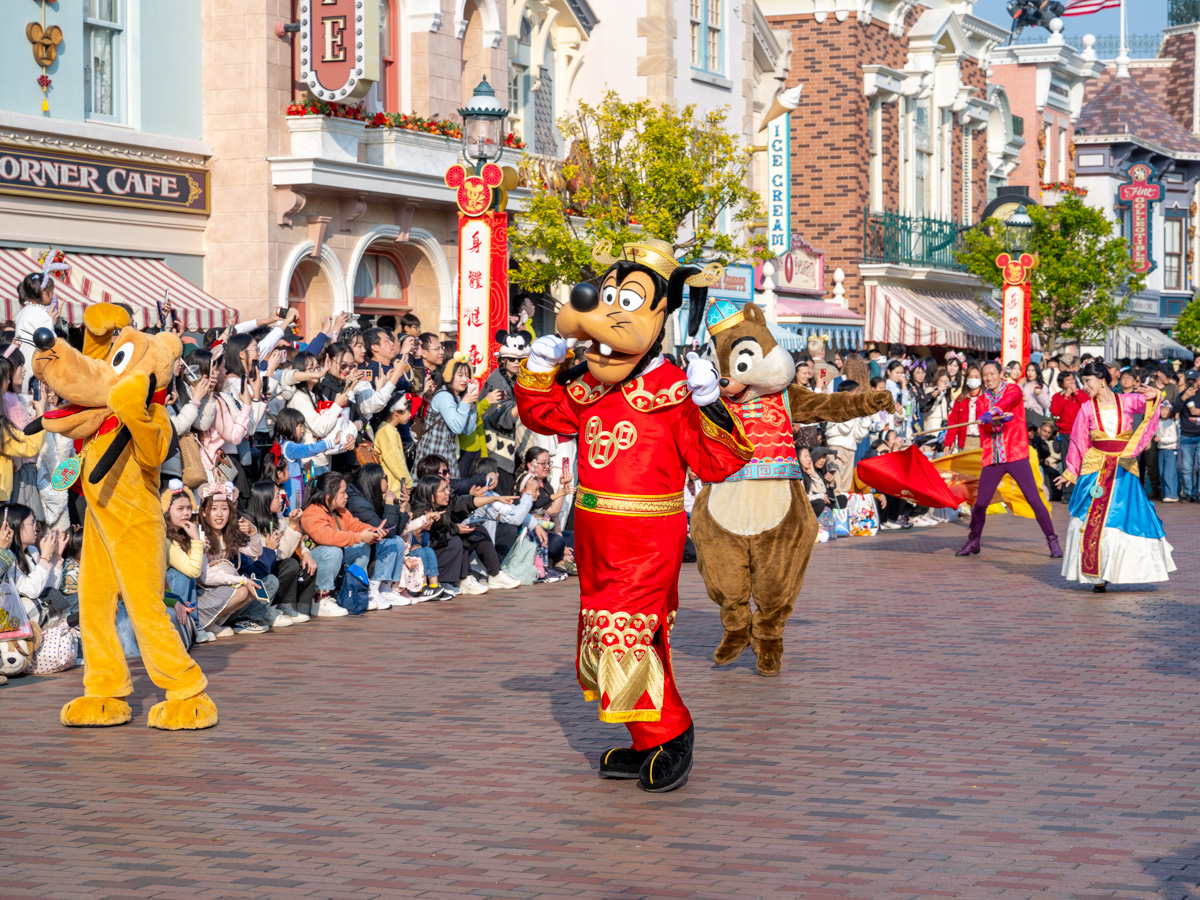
left=956, top=361, right=1062, bottom=558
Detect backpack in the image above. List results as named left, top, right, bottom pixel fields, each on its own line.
left=337, top=564, right=371, bottom=615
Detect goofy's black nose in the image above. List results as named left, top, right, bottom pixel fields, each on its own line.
left=32, top=327, right=56, bottom=350
left=569, top=282, right=599, bottom=312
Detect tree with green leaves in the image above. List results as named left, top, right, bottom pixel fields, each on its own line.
left=959, top=194, right=1146, bottom=354
left=1175, top=294, right=1200, bottom=352
left=509, top=91, right=768, bottom=297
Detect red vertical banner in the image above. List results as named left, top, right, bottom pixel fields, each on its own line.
left=996, top=252, right=1036, bottom=371
left=446, top=161, right=507, bottom=382
left=456, top=210, right=508, bottom=381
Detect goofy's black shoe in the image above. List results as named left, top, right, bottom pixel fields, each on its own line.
left=638, top=723, right=694, bottom=793
left=598, top=746, right=652, bottom=779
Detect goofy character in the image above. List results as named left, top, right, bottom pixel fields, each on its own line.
left=516, top=238, right=752, bottom=793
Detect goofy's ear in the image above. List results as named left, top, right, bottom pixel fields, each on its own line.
left=82, top=303, right=133, bottom=360
left=686, top=283, right=709, bottom=339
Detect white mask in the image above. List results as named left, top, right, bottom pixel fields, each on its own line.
left=966, top=377, right=982, bottom=389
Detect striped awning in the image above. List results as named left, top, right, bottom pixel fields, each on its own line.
left=0, top=248, right=91, bottom=324
left=63, top=253, right=233, bottom=331
left=866, top=285, right=999, bottom=351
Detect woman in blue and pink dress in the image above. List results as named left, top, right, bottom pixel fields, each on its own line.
left=1057, top=361, right=1176, bottom=593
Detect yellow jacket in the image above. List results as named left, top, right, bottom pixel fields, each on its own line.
left=0, top=430, right=45, bottom=502
left=373, top=423, right=412, bottom=489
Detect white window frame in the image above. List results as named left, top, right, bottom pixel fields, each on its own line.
left=84, top=0, right=126, bottom=125
left=868, top=99, right=882, bottom=211
left=689, top=0, right=724, bottom=76
left=1164, top=217, right=1185, bottom=291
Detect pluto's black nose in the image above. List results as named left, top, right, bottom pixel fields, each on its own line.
left=32, top=327, right=56, bottom=350
left=569, top=282, right=599, bottom=312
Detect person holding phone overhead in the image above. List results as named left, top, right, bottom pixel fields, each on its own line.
left=416, top=353, right=482, bottom=470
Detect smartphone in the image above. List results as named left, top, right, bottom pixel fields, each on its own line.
left=561, top=457, right=569, bottom=480
left=277, top=305, right=289, bottom=319
left=31, top=380, right=41, bottom=402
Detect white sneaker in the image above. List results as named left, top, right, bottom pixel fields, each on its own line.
left=267, top=608, right=294, bottom=627
left=488, top=572, right=522, bottom=590
left=279, top=604, right=310, bottom=623
left=368, top=582, right=392, bottom=610
left=195, top=629, right=217, bottom=644
left=460, top=575, right=489, bottom=595
left=214, top=625, right=235, bottom=638
left=386, top=584, right=413, bottom=606
left=881, top=521, right=901, bottom=530
left=316, top=597, right=349, bottom=617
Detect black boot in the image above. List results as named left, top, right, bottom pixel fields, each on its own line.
left=638, top=723, right=694, bottom=793
left=598, top=746, right=652, bottom=779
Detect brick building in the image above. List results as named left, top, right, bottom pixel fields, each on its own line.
left=759, top=0, right=1015, bottom=355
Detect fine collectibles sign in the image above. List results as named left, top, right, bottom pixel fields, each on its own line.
left=1117, top=162, right=1163, bottom=275
left=298, top=0, right=379, bottom=102
left=0, top=143, right=208, bottom=214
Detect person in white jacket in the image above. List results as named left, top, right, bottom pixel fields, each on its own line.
left=1, top=504, right=65, bottom=615
left=824, top=379, right=873, bottom=495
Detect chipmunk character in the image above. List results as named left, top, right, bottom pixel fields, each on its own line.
left=30, top=304, right=216, bottom=730
left=688, top=300, right=892, bottom=676
left=515, top=238, right=753, bottom=794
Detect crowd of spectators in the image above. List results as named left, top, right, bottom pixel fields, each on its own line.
left=785, top=340, right=1198, bottom=533
left=1, top=270, right=574, bottom=660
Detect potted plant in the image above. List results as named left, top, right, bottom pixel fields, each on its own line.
left=286, top=100, right=367, bottom=164
left=361, top=112, right=466, bottom=175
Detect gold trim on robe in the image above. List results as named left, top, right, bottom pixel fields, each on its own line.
left=578, top=608, right=667, bottom=723
left=517, top=362, right=558, bottom=392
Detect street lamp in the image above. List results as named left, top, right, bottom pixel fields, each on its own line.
left=458, top=76, right=509, bottom=174
left=1004, top=204, right=1034, bottom=254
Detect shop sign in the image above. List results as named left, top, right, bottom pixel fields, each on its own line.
left=1118, top=162, right=1163, bottom=275
left=766, top=114, right=790, bottom=255
left=298, top=0, right=379, bottom=102
left=0, top=143, right=208, bottom=214
left=773, top=236, right=824, bottom=294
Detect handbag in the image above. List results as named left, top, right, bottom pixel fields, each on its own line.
left=354, top=441, right=381, bottom=466
left=28, top=619, right=78, bottom=675
left=500, top=526, right=540, bottom=585
left=14, top=462, right=44, bottom=522
left=0, top=618, right=41, bottom=677
left=832, top=507, right=851, bottom=538
left=817, top=506, right=837, bottom=541
left=846, top=492, right=880, bottom=537
left=178, top=432, right=207, bottom=489
left=0, top=581, right=33, bottom=642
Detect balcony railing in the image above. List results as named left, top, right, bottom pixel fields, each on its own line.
left=1170, top=0, right=1200, bottom=27
left=863, top=210, right=968, bottom=272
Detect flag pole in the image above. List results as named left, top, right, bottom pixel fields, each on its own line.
left=1116, top=0, right=1130, bottom=78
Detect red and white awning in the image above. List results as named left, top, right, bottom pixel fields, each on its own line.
left=63, top=253, right=234, bottom=331
left=0, top=248, right=90, bottom=325
left=866, top=285, right=999, bottom=351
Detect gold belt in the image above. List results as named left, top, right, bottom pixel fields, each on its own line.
left=576, top=486, right=684, bottom=517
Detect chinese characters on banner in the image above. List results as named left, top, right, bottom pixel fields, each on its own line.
left=456, top=210, right=508, bottom=379
left=1117, top=162, right=1163, bottom=275
left=996, top=251, right=1036, bottom=371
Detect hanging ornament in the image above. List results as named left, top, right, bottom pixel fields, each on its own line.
left=27, top=1, right=60, bottom=114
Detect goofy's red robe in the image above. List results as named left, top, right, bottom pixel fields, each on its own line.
left=516, top=358, right=751, bottom=750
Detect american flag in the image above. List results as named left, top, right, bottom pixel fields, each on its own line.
left=1061, top=0, right=1121, bottom=15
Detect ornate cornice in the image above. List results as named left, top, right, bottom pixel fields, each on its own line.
left=0, top=129, right=207, bottom=169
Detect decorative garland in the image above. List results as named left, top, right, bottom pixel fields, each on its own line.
left=285, top=99, right=367, bottom=120
left=285, top=102, right=526, bottom=149
left=1040, top=181, right=1088, bottom=197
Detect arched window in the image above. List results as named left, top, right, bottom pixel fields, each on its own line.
left=354, top=252, right=409, bottom=312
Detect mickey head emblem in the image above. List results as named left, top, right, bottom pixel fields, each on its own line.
left=26, top=21, right=63, bottom=68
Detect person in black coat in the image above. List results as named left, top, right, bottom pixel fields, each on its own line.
left=344, top=463, right=410, bottom=604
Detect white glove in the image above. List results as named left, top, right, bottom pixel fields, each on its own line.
left=686, top=351, right=721, bottom=407
left=527, top=335, right=568, bottom=373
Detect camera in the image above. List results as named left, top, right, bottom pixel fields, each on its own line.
left=1005, top=0, right=1065, bottom=39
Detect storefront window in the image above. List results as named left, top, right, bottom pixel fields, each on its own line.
left=1164, top=217, right=1184, bottom=291
left=689, top=0, right=723, bottom=74
left=84, top=0, right=123, bottom=124
left=354, top=253, right=408, bottom=311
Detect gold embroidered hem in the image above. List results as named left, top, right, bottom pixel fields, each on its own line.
left=576, top=486, right=685, bottom=517
left=578, top=608, right=666, bottom=720
left=581, top=689, right=599, bottom=702
left=700, top=407, right=756, bottom=459
left=517, top=362, right=558, bottom=392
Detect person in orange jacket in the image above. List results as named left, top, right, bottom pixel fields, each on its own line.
left=300, top=471, right=386, bottom=616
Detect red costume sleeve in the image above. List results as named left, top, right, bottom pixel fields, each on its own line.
left=514, top=364, right=580, bottom=437
left=673, top=401, right=755, bottom=483
left=946, top=396, right=968, bottom=451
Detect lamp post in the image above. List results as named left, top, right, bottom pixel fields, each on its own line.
left=995, top=204, right=1037, bottom=370
left=458, top=75, right=509, bottom=178
left=444, top=77, right=512, bottom=382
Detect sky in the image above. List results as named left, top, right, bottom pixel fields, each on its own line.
left=972, top=0, right=1168, bottom=41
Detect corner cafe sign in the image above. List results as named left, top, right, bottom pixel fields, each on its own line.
left=0, top=143, right=209, bottom=214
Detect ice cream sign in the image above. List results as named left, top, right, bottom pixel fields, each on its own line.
left=1118, top=162, right=1163, bottom=275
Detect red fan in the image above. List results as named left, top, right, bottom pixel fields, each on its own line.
left=856, top=445, right=962, bottom=509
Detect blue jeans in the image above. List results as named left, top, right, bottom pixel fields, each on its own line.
left=310, top=543, right=370, bottom=592
left=371, top=536, right=404, bottom=582
left=165, top=567, right=198, bottom=629
left=407, top=545, right=438, bottom=578
left=1180, top=434, right=1200, bottom=498
left=1160, top=448, right=1179, bottom=500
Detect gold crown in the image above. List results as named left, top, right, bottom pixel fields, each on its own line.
left=592, top=238, right=723, bottom=288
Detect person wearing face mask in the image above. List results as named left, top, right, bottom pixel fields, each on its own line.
left=955, top=361, right=1061, bottom=559
left=945, top=366, right=986, bottom=452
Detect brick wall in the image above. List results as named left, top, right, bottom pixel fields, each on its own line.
left=767, top=8, right=989, bottom=314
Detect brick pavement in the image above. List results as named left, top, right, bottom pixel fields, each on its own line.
left=1, top=505, right=1198, bottom=899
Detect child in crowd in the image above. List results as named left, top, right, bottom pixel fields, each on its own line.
left=373, top=392, right=414, bottom=490
left=1157, top=401, right=1180, bottom=502
left=272, top=407, right=353, bottom=510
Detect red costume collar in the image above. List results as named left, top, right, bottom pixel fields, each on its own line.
left=567, top=360, right=689, bottom=412
left=72, top=387, right=169, bottom=452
